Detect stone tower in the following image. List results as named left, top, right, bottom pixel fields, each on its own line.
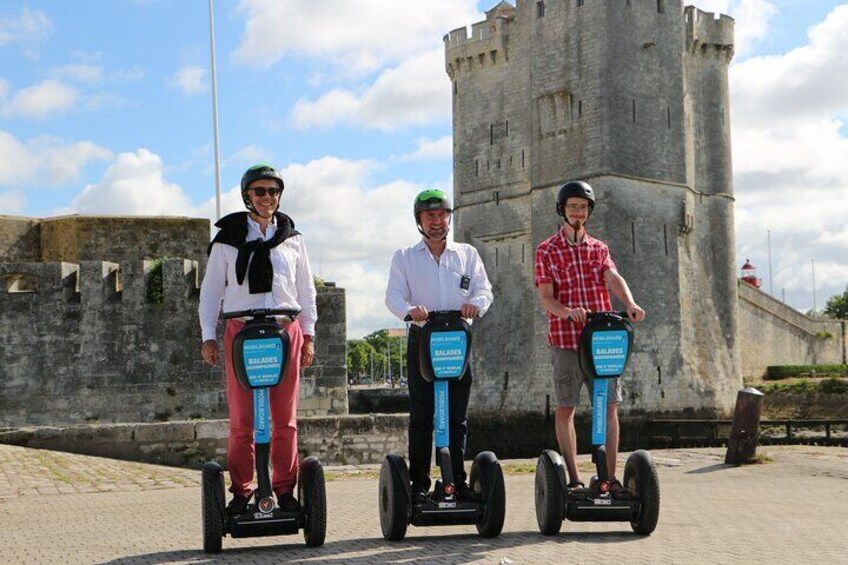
left=445, top=0, right=740, bottom=417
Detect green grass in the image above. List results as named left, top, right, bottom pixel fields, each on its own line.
left=758, top=377, right=848, bottom=395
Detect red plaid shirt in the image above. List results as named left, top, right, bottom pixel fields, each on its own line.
left=535, top=229, right=616, bottom=350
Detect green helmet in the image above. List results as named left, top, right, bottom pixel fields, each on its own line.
left=240, top=163, right=285, bottom=211
left=413, top=189, right=452, bottom=223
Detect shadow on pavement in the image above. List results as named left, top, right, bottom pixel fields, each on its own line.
left=98, top=529, right=646, bottom=565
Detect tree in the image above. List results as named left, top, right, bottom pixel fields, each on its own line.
left=346, top=340, right=373, bottom=377
left=363, top=329, right=406, bottom=385
left=823, top=285, right=848, bottom=320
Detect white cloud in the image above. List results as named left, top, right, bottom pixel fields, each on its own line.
left=1, top=80, right=78, bottom=119
left=64, top=149, right=193, bottom=215
left=730, top=4, right=848, bottom=311
left=694, top=0, right=777, bottom=60
left=730, top=4, right=848, bottom=127
left=0, top=190, right=24, bottom=214
left=0, top=130, right=112, bottom=187
left=0, top=7, right=52, bottom=47
left=173, top=65, right=208, bottom=95
left=292, top=48, right=451, bottom=130
left=401, top=135, right=453, bottom=161
left=224, top=145, right=275, bottom=169
left=49, top=64, right=103, bottom=85
left=233, top=0, right=480, bottom=74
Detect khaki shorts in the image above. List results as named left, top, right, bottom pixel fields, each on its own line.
left=550, top=347, right=623, bottom=407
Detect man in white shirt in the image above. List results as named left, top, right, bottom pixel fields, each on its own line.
left=385, top=189, right=493, bottom=503
left=199, top=163, right=317, bottom=516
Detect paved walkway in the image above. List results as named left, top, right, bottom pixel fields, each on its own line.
left=1, top=444, right=846, bottom=564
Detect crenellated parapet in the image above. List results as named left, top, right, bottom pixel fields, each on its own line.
left=444, top=1, right=516, bottom=79
left=0, top=258, right=199, bottom=308
left=685, top=6, right=735, bottom=62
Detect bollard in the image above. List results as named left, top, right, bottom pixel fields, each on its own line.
left=725, top=387, right=765, bottom=465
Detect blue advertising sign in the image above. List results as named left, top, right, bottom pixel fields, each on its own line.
left=590, top=330, right=629, bottom=377
left=434, top=380, right=450, bottom=448
left=243, top=338, right=285, bottom=387
left=592, top=385, right=608, bottom=446
left=429, top=331, right=467, bottom=379
left=254, top=388, right=271, bottom=444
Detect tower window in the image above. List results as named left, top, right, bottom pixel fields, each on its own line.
left=657, top=0, right=665, bottom=13
left=537, top=1, right=545, bottom=18
left=577, top=0, right=584, bottom=7
left=632, top=99, right=637, bottom=123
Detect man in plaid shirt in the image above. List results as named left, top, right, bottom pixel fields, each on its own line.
left=535, top=180, right=645, bottom=495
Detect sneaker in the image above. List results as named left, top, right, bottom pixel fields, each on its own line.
left=455, top=481, right=481, bottom=502
left=226, top=493, right=251, bottom=516
left=277, top=492, right=301, bottom=513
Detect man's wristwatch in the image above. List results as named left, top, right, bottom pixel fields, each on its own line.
left=303, top=335, right=314, bottom=343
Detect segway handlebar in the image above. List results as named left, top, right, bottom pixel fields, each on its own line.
left=403, top=309, right=465, bottom=323
left=222, top=308, right=300, bottom=321
left=586, top=310, right=630, bottom=321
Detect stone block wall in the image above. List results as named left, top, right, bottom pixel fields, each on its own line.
left=0, top=215, right=209, bottom=264
left=0, top=415, right=407, bottom=468
left=0, top=258, right=348, bottom=426
left=738, top=281, right=846, bottom=379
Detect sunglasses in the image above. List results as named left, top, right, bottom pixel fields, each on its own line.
left=250, top=186, right=282, bottom=197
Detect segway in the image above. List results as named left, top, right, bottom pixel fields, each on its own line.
left=535, top=311, right=660, bottom=535
left=202, top=308, right=326, bottom=553
left=378, top=310, right=506, bottom=541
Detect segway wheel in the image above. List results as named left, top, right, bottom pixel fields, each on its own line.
left=624, top=449, right=660, bottom=535
left=378, top=455, right=410, bottom=541
left=201, top=462, right=225, bottom=553
left=470, top=452, right=505, bottom=538
left=299, top=456, right=327, bottom=547
left=534, top=453, right=564, bottom=535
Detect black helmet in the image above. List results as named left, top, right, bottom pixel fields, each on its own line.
left=240, top=163, right=285, bottom=211
left=413, top=189, right=452, bottom=224
left=556, top=181, right=595, bottom=218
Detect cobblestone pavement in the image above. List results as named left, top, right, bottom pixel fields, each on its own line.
left=1, top=444, right=846, bottom=564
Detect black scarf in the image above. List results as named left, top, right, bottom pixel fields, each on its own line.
left=208, top=211, right=300, bottom=294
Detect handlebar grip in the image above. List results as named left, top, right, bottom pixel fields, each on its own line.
left=403, top=309, right=463, bottom=323
left=222, top=308, right=301, bottom=320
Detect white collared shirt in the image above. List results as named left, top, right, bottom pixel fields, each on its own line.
left=385, top=238, right=493, bottom=323
left=198, top=215, right=317, bottom=341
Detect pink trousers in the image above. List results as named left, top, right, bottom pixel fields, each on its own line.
left=224, top=318, right=302, bottom=498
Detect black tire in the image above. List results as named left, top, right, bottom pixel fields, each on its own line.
left=624, top=450, right=660, bottom=535
left=378, top=456, right=409, bottom=541
left=534, top=453, right=564, bottom=535
left=300, top=457, right=327, bottom=547
left=201, top=462, right=225, bottom=554
left=470, top=453, right=505, bottom=538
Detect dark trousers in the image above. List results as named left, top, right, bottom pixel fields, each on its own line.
left=407, top=326, right=472, bottom=490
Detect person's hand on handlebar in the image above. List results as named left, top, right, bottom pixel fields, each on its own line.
left=301, top=338, right=315, bottom=368
left=565, top=306, right=589, bottom=324
left=460, top=303, right=480, bottom=319
left=407, top=305, right=429, bottom=323
left=201, top=339, right=219, bottom=366
left=624, top=302, right=646, bottom=323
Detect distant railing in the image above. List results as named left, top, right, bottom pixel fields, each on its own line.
left=648, top=418, right=848, bottom=448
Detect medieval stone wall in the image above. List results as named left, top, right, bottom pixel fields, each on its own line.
left=738, top=281, right=846, bottom=380
left=0, top=215, right=348, bottom=427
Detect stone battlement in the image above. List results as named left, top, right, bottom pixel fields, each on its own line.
left=685, top=6, right=735, bottom=56
left=0, top=258, right=199, bottom=307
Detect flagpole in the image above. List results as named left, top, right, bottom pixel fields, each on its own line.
left=208, top=0, right=222, bottom=220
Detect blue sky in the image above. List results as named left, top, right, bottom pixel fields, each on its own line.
left=1, top=0, right=847, bottom=338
